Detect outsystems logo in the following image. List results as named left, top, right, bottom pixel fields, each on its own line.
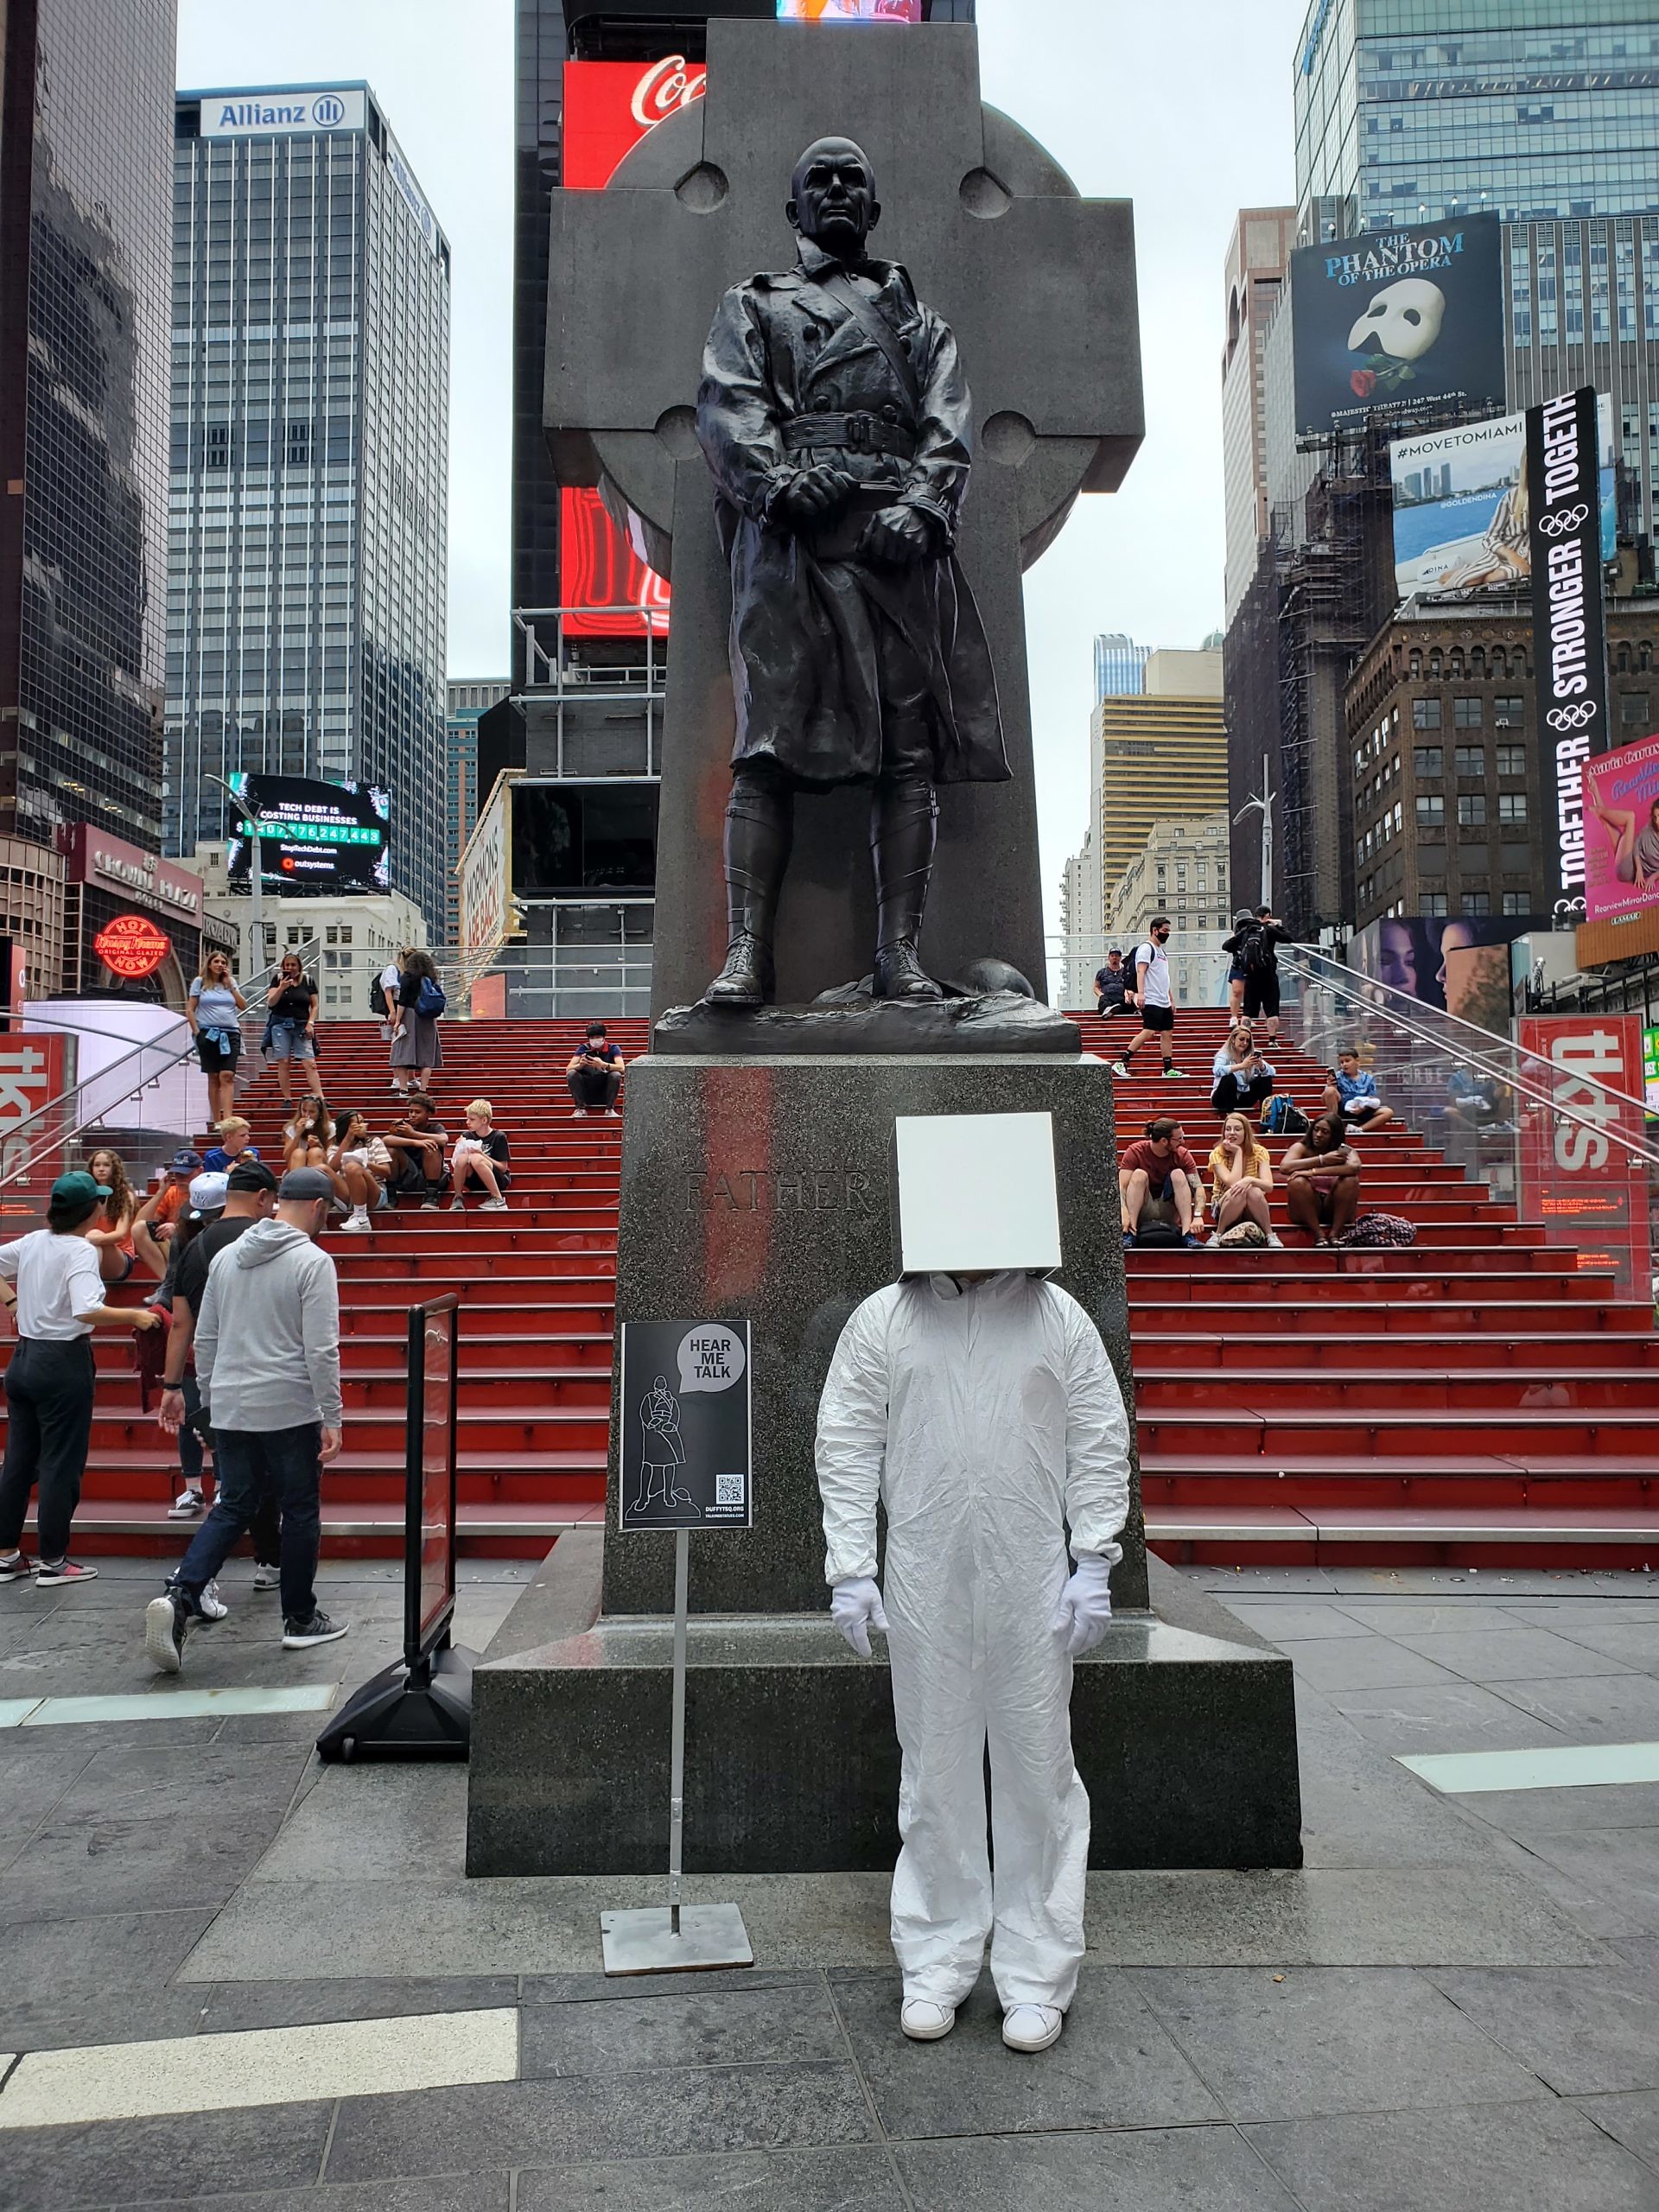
left=311, top=92, right=346, bottom=129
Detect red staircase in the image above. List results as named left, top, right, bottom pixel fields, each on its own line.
left=1077, top=1006, right=1659, bottom=1568
left=17, top=1020, right=645, bottom=1561
left=12, top=1007, right=1659, bottom=1567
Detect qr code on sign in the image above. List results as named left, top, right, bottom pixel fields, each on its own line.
left=715, top=1473, right=745, bottom=1507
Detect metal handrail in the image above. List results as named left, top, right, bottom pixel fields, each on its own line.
left=0, top=952, right=293, bottom=1194
left=1280, top=944, right=1659, bottom=1173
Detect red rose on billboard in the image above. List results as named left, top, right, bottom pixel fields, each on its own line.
left=1351, top=368, right=1377, bottom=398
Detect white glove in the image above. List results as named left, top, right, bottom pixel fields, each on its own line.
left=830, top=1576, right=889, bottom=1658
left=1052, top=1553, right=1114, bottom=1656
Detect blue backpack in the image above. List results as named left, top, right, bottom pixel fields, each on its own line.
left=415, top=974, right=447, bottom=1020
left=1261, top=1094, right=1310, bottom=1137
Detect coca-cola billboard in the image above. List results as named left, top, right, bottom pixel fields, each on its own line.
left=561, top=59, right=707, bottom=638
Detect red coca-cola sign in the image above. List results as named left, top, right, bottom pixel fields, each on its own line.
left=561, top=60, right=707, bottom=638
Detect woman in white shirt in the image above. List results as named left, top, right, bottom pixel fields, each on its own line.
left=0, top=1171, right=162, bottom=1587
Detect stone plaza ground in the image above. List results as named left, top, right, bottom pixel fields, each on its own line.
left=3, top=1557, right=1659, bottom=2210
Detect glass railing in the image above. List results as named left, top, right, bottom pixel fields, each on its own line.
left=1276, top=945, right=1659, bottom=1311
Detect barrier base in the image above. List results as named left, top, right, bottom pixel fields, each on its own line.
left=316, top=1637, right=475, bottom=1761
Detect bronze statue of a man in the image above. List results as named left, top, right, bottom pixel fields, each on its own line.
left=695, top=137, right=1007, bottom=1007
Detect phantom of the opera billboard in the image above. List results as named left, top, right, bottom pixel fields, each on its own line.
left=1291, top=214, right=1506, bottom=438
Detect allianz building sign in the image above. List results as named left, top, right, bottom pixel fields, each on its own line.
left=200, top=87, right=366, bottom=139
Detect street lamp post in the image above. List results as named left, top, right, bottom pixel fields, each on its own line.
left=204, top=772, right=266, bottom=982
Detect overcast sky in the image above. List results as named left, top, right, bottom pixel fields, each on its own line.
left=175, top=0, right=1308, bottom=929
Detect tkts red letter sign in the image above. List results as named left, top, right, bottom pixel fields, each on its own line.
left=1517, top=1014, right=1651, bottom=1297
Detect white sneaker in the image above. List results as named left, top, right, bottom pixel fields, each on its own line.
left=900, top=1998, right=957, bottom=2041
left=1267, top=1231, right=1284, bottom=1248
left=198, top=1579, right=230, bottom=1622
left=481, top=1198, right=508, bottom=1211
left=339, top=1212, right=372, bottom=1232
left=252, top=1562, right=281, bottom=1592
left=168, top=1489, right=205, bottom=1519
left=1001, top=2004, right=1064, bottom=2053
left=1109, top=1060, right=1131, bottom=1078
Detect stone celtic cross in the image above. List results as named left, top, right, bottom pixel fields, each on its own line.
left=544, top=19, right=1142, bottom=1011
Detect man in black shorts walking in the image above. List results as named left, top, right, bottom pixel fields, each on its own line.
left=1240, top=905, right=1291, bottom=1047
left=1109, top=917, right=1182, bottom=1080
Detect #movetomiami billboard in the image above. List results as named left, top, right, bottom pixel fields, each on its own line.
left=560, top=60, right=705, bottom=639
left=1389, top=396, right=1616, bottom=602
left=226, top=773, right=391, bottom=893
left=778, top=1, right=921, bottom=16
left=1583, top=733, right=1659, bottom=927
left=1291, top=214, right=1505, bottom=437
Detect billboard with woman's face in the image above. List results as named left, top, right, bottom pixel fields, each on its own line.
left=1354, top=913, right=1544, bottom=1027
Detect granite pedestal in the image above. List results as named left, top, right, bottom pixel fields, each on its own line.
left=466, top=1055, right=1304, bottom=1874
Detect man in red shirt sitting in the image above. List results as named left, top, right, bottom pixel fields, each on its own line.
left=1118, top=1118, right=1205, bottom=1249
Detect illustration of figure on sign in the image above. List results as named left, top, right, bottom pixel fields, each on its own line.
left=634, top=1375, right=693, bottom=1517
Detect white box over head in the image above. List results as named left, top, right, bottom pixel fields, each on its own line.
left=893, top=1112, right=1062, bottom=1278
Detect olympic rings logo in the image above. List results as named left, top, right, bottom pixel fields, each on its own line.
left=1538, top=505, right=1589, bottom=537
left=1547, top=701, right=1599, bottom=731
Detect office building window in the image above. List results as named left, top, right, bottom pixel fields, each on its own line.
left=1413, top=698, right=1442, bottom=730
left=1421, top=892, right=1448, bottom=916
left=1497, top=793, right=1527, bottom=823
left=1452, top=696, right=1482, bottom=728
left=1460, top=892, right=1491, bottom=915
left=1416, top=795, right=1445, bottom=825
left=1502, top=892, right=1528, bottom=914
left=1414, top=747, right=1443, bottom=777
left=1458, top=795, right=1486, bottom=826
left=1623, top=693, right=1651, bottom=728
left=1496, top=743, right=1526, bottom=777
left=1494, top=696, right=1523, bottom=725
left=1454, top=747, right=1484, bottom=777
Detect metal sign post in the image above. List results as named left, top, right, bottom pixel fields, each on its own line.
left=601, top=1318, right=753, bottom=1975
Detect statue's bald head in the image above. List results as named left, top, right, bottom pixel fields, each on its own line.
left=787, top=137, right=880, bottom=255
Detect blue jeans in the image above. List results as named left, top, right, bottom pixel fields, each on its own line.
left=172, top=1423, right=321, bottom=1624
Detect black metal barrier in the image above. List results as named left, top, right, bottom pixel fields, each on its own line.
left=316, top=1294, right=475, bottom=1759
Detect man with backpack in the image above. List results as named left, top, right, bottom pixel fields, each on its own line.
left=1109, top=917, right=1182, bottom=1080
left=1118, top=1118, right=1205, bottom=1249
left=1228, top=906, right=1291, bottom=1047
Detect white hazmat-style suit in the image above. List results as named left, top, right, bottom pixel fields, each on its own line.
left=816, top=1270, right=1131, bottom=2018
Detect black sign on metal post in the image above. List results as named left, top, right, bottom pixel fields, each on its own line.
left=602, top=1317, right=754, bottom=1977
left=317, top=1294, right=476, bottom=1760
left=1528, top=385, right=1611, bottom=907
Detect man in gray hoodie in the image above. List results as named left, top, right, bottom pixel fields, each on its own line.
left=145, top=1168, right=349, bottom=1669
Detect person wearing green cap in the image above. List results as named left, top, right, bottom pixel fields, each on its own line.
left=0, top=1173, right=164, bottom=1586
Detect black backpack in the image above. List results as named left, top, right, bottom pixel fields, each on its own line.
left=1242, top=925, right=1270, bottom=975
left=1132, top=1217, right=1185, bottom=1249
left=368, top=974, right=389, bottom=1018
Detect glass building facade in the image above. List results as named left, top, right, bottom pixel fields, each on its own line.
left=0, top=0, right=175, bottom=862
left=165, top=86, right=451, bottom=934
left=1093, top=633, right=1150, bottom=702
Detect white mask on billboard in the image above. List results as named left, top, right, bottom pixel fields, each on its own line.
left=1347, top=277, right=1446, bottom=361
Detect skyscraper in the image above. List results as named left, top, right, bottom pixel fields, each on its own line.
left=166, top=85, right=451, bottom=933
left=0, top=0, right=175, bottom=873
left=1221, top=208, right=1297, bottom=628
left=445, top=678, right=510, bottom=944
left=1093, top=632, right=1150, bottom=702
left=1093, top=648, right=1229, bottom=916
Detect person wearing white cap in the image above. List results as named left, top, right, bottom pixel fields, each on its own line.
left=817, top=1251, right=1129, bottom=2055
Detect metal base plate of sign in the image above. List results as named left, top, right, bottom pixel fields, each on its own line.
left=601, top=1902, right=754, bottom=1976
left=602, top=1319, right=753, bottom=1976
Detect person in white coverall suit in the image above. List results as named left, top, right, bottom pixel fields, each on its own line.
left=817, top=1269, right=1131, bottom=2054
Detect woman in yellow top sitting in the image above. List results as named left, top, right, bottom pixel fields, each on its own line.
left=1208, top=1112, right=1278, bottom=1245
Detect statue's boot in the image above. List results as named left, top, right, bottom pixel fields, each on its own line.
left=703, top=771, right=792, bottom=1006
left=871, top=776, right=944, bottom=1001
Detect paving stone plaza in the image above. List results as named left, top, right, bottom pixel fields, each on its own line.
left=4, top=1559, right=1659, bottom=2211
